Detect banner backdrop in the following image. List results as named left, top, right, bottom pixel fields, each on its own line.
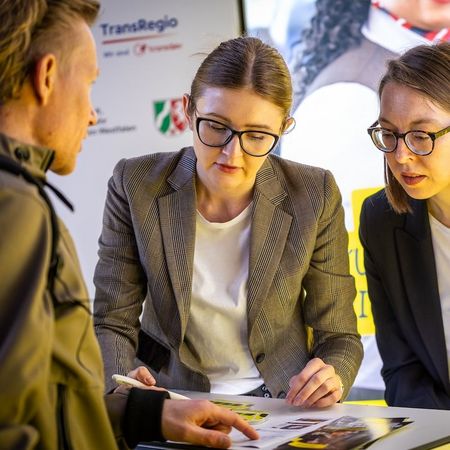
left=49, top=0, right=243, bottom=296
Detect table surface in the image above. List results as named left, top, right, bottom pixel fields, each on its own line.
left=137, top=391, right=450, bottom=450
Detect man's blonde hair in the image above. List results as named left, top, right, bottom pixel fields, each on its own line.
left=0, top=0, right=100, bottom=104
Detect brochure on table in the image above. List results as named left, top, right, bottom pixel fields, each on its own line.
left=140, top=398, right=412, bottom=450
left=210, top=399, right=412, bottom=450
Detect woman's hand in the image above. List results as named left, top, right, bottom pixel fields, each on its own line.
left=286, top=358, right=343, bottom=407
left=126, top=366, right=157, bottom=386
left=114, top=365, right=167, bottom=393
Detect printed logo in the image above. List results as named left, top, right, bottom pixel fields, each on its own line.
left=99, top=16, right=182, bottom=59
left=154, top=98, right=188, bottom=136
left=100, top=16, right=178, bottom=37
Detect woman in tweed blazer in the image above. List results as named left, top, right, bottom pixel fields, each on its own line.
left=94, top=36, right=362, bottom=407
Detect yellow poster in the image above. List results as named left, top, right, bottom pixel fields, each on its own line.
left=348, top=187, right=382, bottom=335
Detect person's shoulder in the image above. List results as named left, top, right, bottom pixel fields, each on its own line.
left=0, top=170, right=51, bottom=240
left=305, top=37, right=396, bottom=95
left=113, top=147, right=194, bottom=179
left=0, top=169, right=48, bottom=212
left=333, top=37, right=394, bottom=66
left=119, top=148, right=188, bottom=170
left=269, top=155, right=339, bottom=200
left=272, top=153, right=323, bottom=170
left=361, top=189, right=405, bottom=229
left=109, top=147, right=196, bottom=198
left=362, top=188, right=388, bottom=206
left=271, top=154, right=328, bottom=179
left=362, top=188, right=390, bottom=209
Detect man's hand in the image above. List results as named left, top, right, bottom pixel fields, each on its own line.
left=286, top=358, right=343, bottom=407
left=161, top=399, right=259, bottom=448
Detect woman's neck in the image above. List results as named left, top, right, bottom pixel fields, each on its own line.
left=428, top=193, right=450, bottom=228
left=196, top=187, right=253, bottom=223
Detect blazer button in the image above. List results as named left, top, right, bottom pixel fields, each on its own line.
left=277, top=391, right=286, bottom=399
left=256, top=353, right=265, bottom=364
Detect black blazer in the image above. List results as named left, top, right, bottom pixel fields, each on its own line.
left=359, top=189, right=450, bottom=409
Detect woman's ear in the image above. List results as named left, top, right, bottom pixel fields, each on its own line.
left=182, top=93, right=194, bottom=130
left=282, top=116, right=296, bottom=134
left=32, top=53, right=58, bottom=105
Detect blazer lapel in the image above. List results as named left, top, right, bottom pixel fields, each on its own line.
left=396, top=200, right=449, bottom=388
left=158, top=149, right=196, bottom=342
left=247, top=160, right=292, bottom=333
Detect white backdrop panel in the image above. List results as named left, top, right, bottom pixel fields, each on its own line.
left=49, top=0, right=242, bottom=297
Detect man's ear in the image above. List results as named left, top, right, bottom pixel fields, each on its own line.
left=32, top=53, right=58, bottom=105
left=182, top=93, right=193, bottom=130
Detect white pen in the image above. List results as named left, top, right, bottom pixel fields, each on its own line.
left=112, top=374, right=190, bottom=400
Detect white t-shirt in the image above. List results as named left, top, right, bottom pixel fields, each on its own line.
left=185, top=204, right=264, bottom=394
left=429, top=214, right=450, bottom=380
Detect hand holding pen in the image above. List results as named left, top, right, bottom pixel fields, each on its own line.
left=113, top=365, right=190, bottom=400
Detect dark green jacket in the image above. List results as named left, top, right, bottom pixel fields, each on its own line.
left=0, top=133, right=166, bottom=449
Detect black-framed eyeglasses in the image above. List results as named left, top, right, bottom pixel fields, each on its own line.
left=195, top=117, right=280, bottom=157
left=367, top=120, right=450, bottom=156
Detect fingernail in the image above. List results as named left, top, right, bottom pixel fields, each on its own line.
left=218, top=435, right=230, bottom=448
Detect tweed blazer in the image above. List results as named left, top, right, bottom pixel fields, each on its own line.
left=360, top=190, right=450, bottom=409
left=94, top=147, right=362, bottom=396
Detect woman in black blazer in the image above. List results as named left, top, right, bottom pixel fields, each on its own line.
left=360, top=42, right=450, bottom=409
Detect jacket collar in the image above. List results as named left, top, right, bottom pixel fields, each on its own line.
left=247, top=157, right=292, bottom=332
left=166, top=147, right=288, bottom=204
left=396, top=199, right=449, bottom=390
left=160, top=149, right=292, bottom=342
left=404, top=199, right=430, bottom=241
left=0, top=132, right=54, bottom=180
left=166, top=147, right=197, bottom=191
left=254, top=156, right=288, bottom=205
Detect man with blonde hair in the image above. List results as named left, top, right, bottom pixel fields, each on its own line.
left=0, top=1, right=258, bottom=448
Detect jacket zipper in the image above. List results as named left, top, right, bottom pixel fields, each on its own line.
left=57, top=384, right=71, bottom=450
